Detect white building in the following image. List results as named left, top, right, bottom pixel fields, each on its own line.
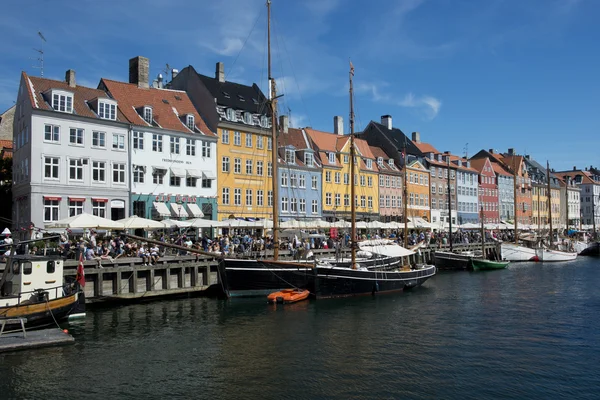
left=12, top=70, right=130, bottom=239
left=559, top=177, right=581, bottom=229
left=454, top=158, right=479, bottom=224
left=99, top=57, right=218, bottom=220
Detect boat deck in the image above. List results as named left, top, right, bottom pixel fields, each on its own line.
left=0, top=328, right=74, bottom=353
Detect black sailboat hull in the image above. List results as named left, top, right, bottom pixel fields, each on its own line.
left=218, top=259, right=315, bottom=298
left=313, top=265, right=436, bottom=299
left=433, top=251, right=473, bottom=270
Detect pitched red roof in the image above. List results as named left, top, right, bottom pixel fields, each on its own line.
left=24, top=72, right=127, bottom=122
left=413, top=141, right=440, bottom=154
left=101, top=79, right=215, bottom=136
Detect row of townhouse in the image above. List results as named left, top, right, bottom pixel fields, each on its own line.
left=12, top=57, right=218, bottom=238
left=11, top=56, right=599, bottom=236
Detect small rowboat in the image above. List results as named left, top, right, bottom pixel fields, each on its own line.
left=267, top=289, right=310, bottom=304
left=470, top=259, right=510, bottom=271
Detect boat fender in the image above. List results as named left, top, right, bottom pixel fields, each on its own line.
left=372, top=281, right=379, bottom=296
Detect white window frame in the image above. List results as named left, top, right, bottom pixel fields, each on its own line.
left=222, top=130, right=229, bottom=144
left=69, top=128, right=84, bottom=145
left=170, top=137, right=180, bottom=154
left=92, top=161, right=106, bottom=183
left=68, top=200, right=84, bottom=217
left=222, top=156, right=230, bottom=173
left=113, top=163, right=126, bottom=184
left=68, top=158, right=83, bottom=181
left=133, top=131, right=144, bottom=150
left=222, top=188, right=230, bottom=205
left=246, top=160, right=253, bottom=175
left=143, top=107, right=153, bottom=124
left=328, top=153, right=336, bottom=164
left=312, top=176, right=318, bottom=190
left=99, top=101, right=117, bottom=120
left=92, top=200, right=106, bottom=218
left=246, top=189, right=253, bottom=206
left=44, top=157, right=59, bottom=180
left=112, top=134, right=125, bottom=150
left=245, top=133, right=252, bottom=148
left=187, top=139, right=197, bottom=156
left=44, top=124, right=60, bottom=143
left=234, top=131, right=241, bottom=146
left=234, top=188, right=241, bottom=206
left=256, top=161, right=263, bottom=176
left=311, top=200, right=318, bottom=214
left=133, top=165, right=145, bottom=183
left=202, top=141, right=211, bottom=157
left=304, top=153, right=313, bottom=167
left=186, top=114, right=195, bottom=130
left=92, top=131, right=106, bottom=148
left=152, top=134, right=163, bottom=152
left=51, top=91, right=73, bottom=113
left=234, top=158, right=241, bottom=174
left=43, top=199, right=60, bottom=222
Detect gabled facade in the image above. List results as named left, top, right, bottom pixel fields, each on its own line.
left=305, top=124, right=379, bottom=221
left=470, top=157, right=499, bottom=223
left=471, top=149, right=515, bottom=222
left=169, top=62, right=271, bottom=221
left=556, top=167, right=600, bottom=228
left=557, top=175, right=581, bottom=229
left=501, top=152, right=532, bottom=226
left=404, top=159, right=430, bottom=222
left=12, top=70, right=130, bottom=238
left=277, top=122, right=322, bottom=221
left=522, top=156, right=561, bottom=229
left=100, top=57, right=217, bottom=221
left=450, top=156, right=478, bottom=224
left=371, top=146, right=403, bottom=222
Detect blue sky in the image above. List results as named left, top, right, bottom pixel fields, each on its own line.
left=1, top=0, right=598, bottom=171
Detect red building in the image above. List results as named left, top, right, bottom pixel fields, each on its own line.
left=470, top=157, right=499, bottom=223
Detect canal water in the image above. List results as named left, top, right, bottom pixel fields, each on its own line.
left=1, top=257, right=600, bottom=399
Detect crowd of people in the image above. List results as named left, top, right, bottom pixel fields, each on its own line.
left=0, top=225, right=556, bottom=268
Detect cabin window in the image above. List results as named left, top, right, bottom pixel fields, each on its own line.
left=23, top=262, right=32, bottom=275
left=12, top=261, right=20, bottom=274
left=47, top=261, right=56, bottom=274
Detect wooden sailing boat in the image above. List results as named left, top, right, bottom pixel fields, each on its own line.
left=309, top=63, right=436, bottom=299
left=216, top=1, right=435, bottom=298
left=470, top=206, right=509, bottom=270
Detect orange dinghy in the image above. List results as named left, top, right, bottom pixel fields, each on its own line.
left=267, top=289, right=310, bottom=304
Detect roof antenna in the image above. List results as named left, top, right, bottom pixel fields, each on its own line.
left=287, top=106, right=292, bottom=127
left=32, top=31, right=46, bottom=77
left=464, top=142, right=469, bottom=159
left=162, top=63, right=172, bottom=84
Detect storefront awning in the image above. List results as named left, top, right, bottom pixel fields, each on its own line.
left=153, top=166, right=167, bottom=172
left=170, top=203, right=189, bottom=218
left=68, top=197, right=86, bottom=202
left=202, top=171, right=217, bottom=179
left=186, top=203, right=204, bottom=218
left=170, top=167, right=186, bottom=177
left=186, top=169, right=202, bottom=178
left=92, top=198, right=108, bottom=202
left=153, top=202, right=171, bottom=217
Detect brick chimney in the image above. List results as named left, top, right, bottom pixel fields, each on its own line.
left=573, top=166, right=577, bottom=171
left=488, top=148, right=494, bottom=154
left=279, top=115, right=289, bottom=134
left=381, top=115, right=392, bottom=130
left=129, top=56, right=149, bottom=89
left=508, top=148, right=514, bottom=155
left=412, top=132, right=420, bottom=143
left=334, top=116, right=344, bottom=135
left=65, top=69, right=76, bottom=88
left=216, top=62, right=225, bottom=83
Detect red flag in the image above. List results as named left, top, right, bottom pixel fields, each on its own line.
left=76, top=253, right=85, bottom=287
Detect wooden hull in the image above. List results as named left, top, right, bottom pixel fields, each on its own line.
left=470, top=259, right=509, bottom=271
left=434, top=251, right=473, bottom=270
left=0, top=292, right=80, bottom=331
left=501, top=243, right=539, bottom=262
left=313, top=265, right=436, bottom=299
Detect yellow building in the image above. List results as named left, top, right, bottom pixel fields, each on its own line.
left=533, top=185, right=561, bottom=228
left=305, top=128, right=379, bottom=221
left=216, top=123, right=273, bottom=221
left=404, top=160, right=431, bottom=222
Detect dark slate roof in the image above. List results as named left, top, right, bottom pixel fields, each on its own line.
left=524, top=157, right=561, bottom=188
left=192, top=67, right=271, bottom=116
left=367, top=121, right=423, bottom=157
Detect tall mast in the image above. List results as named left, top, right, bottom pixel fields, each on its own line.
left=565, top=176, right=569, bottom=234
left=349, top=62, right=357, bottom=269
left=592, top=187, right=597, bottom=240
left=267, top=0, right=279, bottom=260
left=447, top=157, right=453, bottom=252
left=403, top=140, right=408, bottom=248
left=547, top=161, right=553, bottom=246
left=480, top=205, right=485, bottom=259
left=513, top=156, right=519, bottom=245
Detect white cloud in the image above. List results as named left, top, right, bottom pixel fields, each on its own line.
left=398, top=93, right=442, bottom=120
left=303, top=0, right=340, bottom=17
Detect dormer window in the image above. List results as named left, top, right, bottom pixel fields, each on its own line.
left=51, top=90, right=73, bottom=113
left=285, top=149, right=295, bottom=164
left=143, top=107, right=153, bottom=124
left=366, top=159, right=373, bottom=169
left=186, top=114, right=195, bottom=130
left=304, top=153, right=314, bottom=167
left=388, top=159, right=394, bottom=166
left=377, top=157, right=383, bottom=166
left=244, top=112, right=253, bottom=125
left=98, top=100, right=117, bottom=120
left=260, top=115, right=269, bottom=128
left=328, top=153, right=336, bottom=164
left=226, top=108, right=236, bottom=121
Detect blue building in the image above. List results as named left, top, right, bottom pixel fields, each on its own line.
left=277, top=121, right=322, bottom=221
